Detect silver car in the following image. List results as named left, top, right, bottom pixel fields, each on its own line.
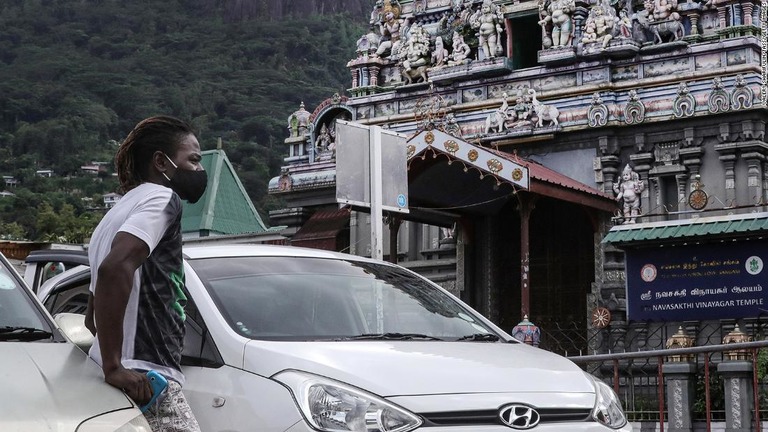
left=38, top=244, right=631, bottom=432
left=0, top=251, right=150, bottom=432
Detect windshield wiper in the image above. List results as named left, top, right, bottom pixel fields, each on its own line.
left=0, top=326, right=54, bottom=341
left=340, top=332, right=443, bottom=341
left=456, top=333, right=500, bottom=342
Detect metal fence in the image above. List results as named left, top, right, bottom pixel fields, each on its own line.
left=532, top=319, right=768, bottom=429
left=565, top=339, right=768, bottom=431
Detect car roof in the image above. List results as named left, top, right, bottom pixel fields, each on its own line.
left=27, top=244, right=392, bottom=273
left=37, top=244, right=395, bottom=300
left=182, top=243, right=382, bottom=265
left=25, top=249, right=89, bottom=265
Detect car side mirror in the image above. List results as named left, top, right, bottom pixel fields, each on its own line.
left=55, top=313, right=94, bottom=352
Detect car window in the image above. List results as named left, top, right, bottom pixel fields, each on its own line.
left=43, top=278, right=90, bottom=316
left=0, top=257, right=52, bottom=333
left=180, top=287, right=224, bottom=368
left=27, top=259, right=86, bottom=293
left=188, top=256, right=494, bottom=341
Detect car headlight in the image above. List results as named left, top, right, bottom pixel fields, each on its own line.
left=77, top=409, right=152, bottom=432
left=274, top=370, right=422, bottom=432
left=588, top=374, right=627, bottom=429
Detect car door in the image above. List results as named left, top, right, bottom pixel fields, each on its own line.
left=40, top=267, right=91, bottom=316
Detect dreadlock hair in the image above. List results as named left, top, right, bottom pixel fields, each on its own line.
left=115, top=116, right=195, bottom=194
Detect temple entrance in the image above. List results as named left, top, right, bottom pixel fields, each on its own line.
left=483, top=197, right=595, bottom=354
left=404, top=129, right=613, bottom=352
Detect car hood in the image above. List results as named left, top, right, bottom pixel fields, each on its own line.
left=243, top=340, right=595, bottom=396
left=0, top=342, right=134, bottom=430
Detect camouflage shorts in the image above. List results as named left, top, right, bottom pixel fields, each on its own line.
left=144, top=380, right=201, bottom=432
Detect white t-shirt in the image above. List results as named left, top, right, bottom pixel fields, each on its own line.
left=88, top=182, right=186, bottom=385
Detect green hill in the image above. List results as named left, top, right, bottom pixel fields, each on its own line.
left=0, top=0, right=369, bottom=241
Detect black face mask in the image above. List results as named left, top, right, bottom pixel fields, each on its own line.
left=163, top=154, right=208, bottom=204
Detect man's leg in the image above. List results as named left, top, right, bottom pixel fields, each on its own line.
left=144, top=380, right=201, bottom=432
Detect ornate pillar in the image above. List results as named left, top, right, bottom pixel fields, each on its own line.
left=764, top=160, right=768, bottom=205
left=573, top=1, right=590, bottom=47
left=744, top=154, right=765, bottom=204
left=664, top=365, right=697, bottom=432
left=631, top=153, right=654, bottom=219
left=716, top=138, right=738, bottom=206
left=718, top=326, right=754, bottom=432
left=680, top=146, right=704, bottom=194
left=722, top=155, right=737, bottom=205
left=518, top=195, right=537, bottom=318
left=369, top=66, right=380, bottom=87
left=688, top=11, right=700, bottom=36
left=717, top=3, right=729, bottom=29
left=650, top=177, right=662, bottom=210
left=741, top=0, right=754, bottom=25
left=600, top=155, right=621, bottom=196
left=718, top=361, right=754, bottom=432
left=351, top=68, right=359, bottom=88
left=675, top=174, right=689, bottom=213
left=663, top=327, right=696, bottom=432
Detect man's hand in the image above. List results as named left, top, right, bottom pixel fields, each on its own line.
left=105, top=366, right=153, bottom=405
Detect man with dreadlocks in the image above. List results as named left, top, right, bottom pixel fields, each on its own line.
left=84, top=115, right=206, bottom=431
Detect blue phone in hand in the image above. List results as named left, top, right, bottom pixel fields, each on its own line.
left=140, top=370, right=168, bottom=413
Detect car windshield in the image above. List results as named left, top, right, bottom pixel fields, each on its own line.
left=0, top=257, right=52, bottom=340
left=188, top=256, right=496, bottom=341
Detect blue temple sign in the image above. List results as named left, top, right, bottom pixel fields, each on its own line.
left=625, top=239, right=767, bottom=321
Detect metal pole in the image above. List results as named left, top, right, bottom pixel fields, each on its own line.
left=705, top=354, right=711, bottom=432
left=658, top=356, right=665, bottom=432
left=370, top=126, right=384, bottom=261
left=753, top=348, right=761, bottom=432
left=388, top=215, right=401, bottom=264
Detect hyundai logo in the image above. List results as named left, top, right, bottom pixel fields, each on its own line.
left=498, top=404, right=541, bottom=430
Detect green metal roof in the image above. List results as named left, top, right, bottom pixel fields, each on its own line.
left=602, top=212, right=768, bottom=245
left=182, top=149, right=267, bottom=236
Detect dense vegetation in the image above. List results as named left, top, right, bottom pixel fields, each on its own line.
left=0, top=0, right=370, bottom=241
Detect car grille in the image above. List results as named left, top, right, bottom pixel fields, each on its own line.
left=420, top=408, right=592, bottom=426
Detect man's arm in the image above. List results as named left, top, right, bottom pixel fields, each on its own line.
left=93, top=231, right=153, bottom=405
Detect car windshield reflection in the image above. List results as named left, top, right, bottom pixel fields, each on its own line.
left=188, top=256, right=495, bottom=341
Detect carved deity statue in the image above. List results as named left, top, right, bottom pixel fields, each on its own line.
left=372, top=1, right=404, bottom=59
left=582, top=5, right=615, bottom=49
left=469, top=0, right=505, bottom=59
left=615, top=9, right=632, bottom=38
left=402, top=23, right=431, bottom=71
left=431, top=35, right=449, bottom=68
left=613, top=164, right=645, bottom=224
left=538, top=0, right=575, bottom=48
left=650, top=0, right=680, bottom=21
left=513, top=88, right=532, bottom=122
left=632, top=0, right=684, bottom=44
left=447, top=31, right=472, bottom=66
left=315, top=123, right=337, bottom=161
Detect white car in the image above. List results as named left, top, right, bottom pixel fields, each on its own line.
left=42, top=244, right=632, bottom=432
left=0, top=251, right=150, bottom=432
